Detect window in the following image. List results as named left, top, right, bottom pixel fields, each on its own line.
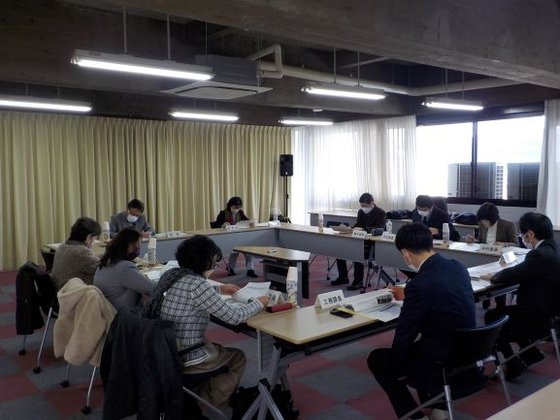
left=416, top=115, right=544, bottom=205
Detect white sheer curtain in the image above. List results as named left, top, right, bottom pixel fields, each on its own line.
left=291, top=116, right=417, bottom=224
left=537, top=99, right=560, bottom=225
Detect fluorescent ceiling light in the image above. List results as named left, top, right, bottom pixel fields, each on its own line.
left=170, top=109, right=239, bottom=122
left=302, top=84, right=386, bottom=101
left=422, top=97, right=484, bottom=111
left=72, top=49, right=214, bottom=81
left=279, top=116, right=333, bottom=126
left=0, top=95, right=92, bottom=113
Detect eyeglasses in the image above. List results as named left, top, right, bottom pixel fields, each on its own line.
left=211, top=261, right=220, bottom=270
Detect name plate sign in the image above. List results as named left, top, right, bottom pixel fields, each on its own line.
left=381, top=232, right=396, bottom=241
left=479, top=244, right=503, bottom=255
left=352, top=230, right=368, bottom=239
left=225, top=225, right=241, bottom=232
left=314, top=290, right=345, bottom=310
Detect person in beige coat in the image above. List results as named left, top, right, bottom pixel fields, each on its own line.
left=54, top=277, right=116, bottom=367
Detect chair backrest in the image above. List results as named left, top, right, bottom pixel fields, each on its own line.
left=41, top=249, right=56, bottom=272
left=432, top=196, right=449, bottom=213
left=448, top=315, right=509, bottom=368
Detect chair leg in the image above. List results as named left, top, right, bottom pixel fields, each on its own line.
left=551, top=327, right=560, bottom=368
left=443, top=384, right=454, bottom=420
left=496, top=364, right=512, bottom=406
left=81, top=366, right=96, bottom=415
left=19, top=335, right=27, bottom=355
left=182, top=387, right=228, bottom=419
left=33, top=307, right=53, bottom=374
left=60, top=363, right=71, bottom=388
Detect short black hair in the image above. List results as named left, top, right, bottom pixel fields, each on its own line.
left=518, top=212, right=553, bottom=240
left=175, top=235, right=223, bottom=275
left=99, top=227, right=141, bottom=267
left=226, top=196, right=243, bottom=210
left=127, top=198, right=144, bottom=213
left=395, top=222, right=434, bottom=254
left=359, top=193, right=374, bottom=204
left=68, top=217, right=101, bottom=242
left=477, top=202, right=500, bottom=224
left=415, top=195, right=433, bottom=209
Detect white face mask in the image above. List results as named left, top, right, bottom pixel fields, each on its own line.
left=402, top=251, right=418, bottom=272
left=232, top=208, right=240, bottom=215
left=521, top=233, right=534, bottom=250
left=362, top=207, right=373, bottom=214
left=418, top=210, right=430, bottom=218
left=127, top=214, right=139, bottom=223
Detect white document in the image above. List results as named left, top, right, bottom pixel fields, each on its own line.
left=471, top=279, right=491, bottom=292
left=232, top=282, right=271, bottom=303
left=144, top=270, right=161, bottom=281
left=235, top=220, right=251, bottom=228
left=367, top=301, right=403, bottom=322
left=343, top=290, right=394, bottom=314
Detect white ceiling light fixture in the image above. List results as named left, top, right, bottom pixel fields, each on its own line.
left=170, top=109, right=239, bottom=122
left=279, top=116, right=333, bottom=126
left=422, top=97, right=484, bottom=111
left=0, top=95, right=92, bottom=113
left=71, top=50, right=214, bottom=81
left=302, top=84, right=386, bottom=101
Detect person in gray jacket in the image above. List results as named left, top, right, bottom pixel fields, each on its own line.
left=94, top=227, right=155, bottom=313
left=110, top=198, right=154, bottom=238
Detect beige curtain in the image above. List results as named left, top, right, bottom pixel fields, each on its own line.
left=0, top=111, right=291, bottom=270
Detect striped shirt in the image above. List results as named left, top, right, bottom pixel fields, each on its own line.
left=159, top=269, right=263, bottom=366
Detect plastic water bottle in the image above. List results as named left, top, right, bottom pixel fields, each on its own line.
left=442, top=223, right=450, bottom=245
left=286, top=266, right=298, bottom=305
left=318, top=213, right=324, bottom=233
left=147, top=238, right=158, bottom=265
left=385, top=220, right=393, bottom=234
left=101, top=221, right=110, bottom=242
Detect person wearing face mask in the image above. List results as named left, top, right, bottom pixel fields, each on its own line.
left=214, top=196, right=258, bottom=278
left=94, top=227, right=155, bottom=313
left=367, top=223, right=475, bottom=420
left=411, top=195, right=459, bottom=241
left=110, top=198, right=154, bottom=238
left=484, top=212, right=560, bottom=381
left=51, top=217, right=102, bottom=290
left=332, top=193, right=386, bottom=290
left=465, top=202, right=517, bottom=246
left=143, top=235, right=268, bottom=411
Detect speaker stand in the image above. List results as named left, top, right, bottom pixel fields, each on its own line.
left=283, top=175, right=289, bottom=219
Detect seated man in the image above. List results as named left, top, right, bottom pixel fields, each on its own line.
left=331, top=193, right=386, bottom=290
left=485, top=212, right=560, bottom=380
left=368, top=223, right=475, bottom=419
left=110, top=198, right=154, bottom=238
left=411, top=195, right=458, bottom=241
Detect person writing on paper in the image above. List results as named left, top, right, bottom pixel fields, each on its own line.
left=214, top=196, right=258, bottom=278
left=94, top=228, right=155, bottom=313
left=465, top=202, right=516, bottom=246
left=484, top=212, right=560, bottom=380
left=331, top=193, right=386, bottom=290
left=143, top=235, right=268, bottom=410
left=110, top=198, right=154, bottom=238
left=368, top=223, right=475, bottom=420
left=411, top=195, right=458, bottom=241
left=51, top=217, right=101, bottom=290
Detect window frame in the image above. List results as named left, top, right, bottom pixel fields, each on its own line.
left=416, top=104, right=544, bottom=208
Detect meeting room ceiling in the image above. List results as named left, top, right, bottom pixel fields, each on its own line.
left=2, top=0, right=560, bottom=125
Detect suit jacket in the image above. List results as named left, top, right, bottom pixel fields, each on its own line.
left=215, top=209, right=249, bottom=226
left=478, top=218, right=517, bottom=244
left=492, top=239, right=560, bottom=316
left=411, top=206, right=458, bottom=240
left=354, top=206, right=386, bottom=233
left=392, top=254, right=475, bottom=371
left=110, top=211, right=154, bottom=237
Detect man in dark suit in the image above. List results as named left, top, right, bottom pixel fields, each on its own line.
left=368, top=223, right=476, bottom=419
left=411, top=195, right=458, bottom=241
left=485, top=212, right=560, bottom=380
left=331, top=192, right=386, bottom=290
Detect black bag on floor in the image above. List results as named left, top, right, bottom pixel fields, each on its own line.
left=230, top=384, right=299, bottom=420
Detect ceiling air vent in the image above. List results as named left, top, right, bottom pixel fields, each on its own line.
left=161, top=81, right=271, bottom=100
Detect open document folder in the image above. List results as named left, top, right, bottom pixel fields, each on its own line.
left=339, top=290, right=402, bottom=322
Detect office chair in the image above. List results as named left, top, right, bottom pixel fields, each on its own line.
left=41, top=248, right=56, bottom=272
left=182, top=367, right=229, bottom=419
left=400, top=316, right=511, bottom=420
left=32, top=273, right=59, bottom=374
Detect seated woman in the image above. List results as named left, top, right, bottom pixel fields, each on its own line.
left=94, top=227, right=155, bottom=313
left=51, top=217, right=101, bottom=290
left=214, top=196, right=257, bottom=278
left=143, top=235, right=268, bottom=409
left=466, top=202, right=517, bottom=245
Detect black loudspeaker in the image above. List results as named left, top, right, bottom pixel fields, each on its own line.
left=279, top=154, right=293, bottom=177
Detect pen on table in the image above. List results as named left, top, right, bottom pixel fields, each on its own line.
left=267, top=249, right=277, bottom=253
